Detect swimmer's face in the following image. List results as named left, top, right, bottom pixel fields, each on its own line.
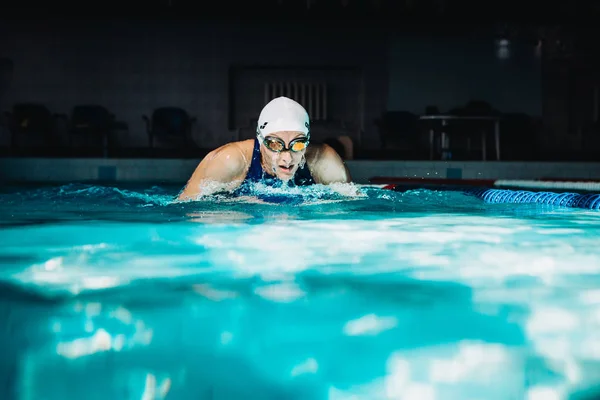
left=259, top=130, right=308, bottom=181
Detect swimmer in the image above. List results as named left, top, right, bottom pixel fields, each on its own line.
left=178, top=96, right=354, bottom=200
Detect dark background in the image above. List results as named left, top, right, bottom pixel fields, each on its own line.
left=1, top=0, right=599, bottom=161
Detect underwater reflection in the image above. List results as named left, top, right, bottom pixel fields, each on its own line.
left=185, top=211, right=255, bottom=224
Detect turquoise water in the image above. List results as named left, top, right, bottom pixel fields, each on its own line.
left=2, top=183, right=600, bottom=400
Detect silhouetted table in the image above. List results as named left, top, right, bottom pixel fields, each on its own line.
left=419, top=115, right=501, bottom=161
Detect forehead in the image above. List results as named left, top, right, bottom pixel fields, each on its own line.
left=267, top=131, right=306, bottom=141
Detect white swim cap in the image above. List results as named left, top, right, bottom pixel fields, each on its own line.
left=256, top=96, right=310, bottom=138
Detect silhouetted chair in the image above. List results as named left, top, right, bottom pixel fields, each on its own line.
left=4, top=103, right=60, bottom=154
left=142, top=107, right=197, bottom=154
left=374, top=111, right=419, bottom=150
left=58, top=105, right=119, bottom=157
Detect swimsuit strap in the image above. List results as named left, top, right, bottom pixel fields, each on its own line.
left=243, top=137, right=264, bottom=183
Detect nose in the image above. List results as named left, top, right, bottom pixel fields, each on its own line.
left=278, top=150, right=292, bottom=164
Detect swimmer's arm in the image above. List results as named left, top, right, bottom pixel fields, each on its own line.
left=310, top=144, right=364, bottom=197
left=177, top=145, right=247, bottom=201
left=311, top=144, right=352, bottom=185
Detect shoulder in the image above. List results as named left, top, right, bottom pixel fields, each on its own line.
left=189, top=139, right=254, bottom=183
left=305, top=142, right=337, bottom=161
left=306, top=143, right=351, bottom=184
left=206, top=139, right=253, bottom=160
left=177, top=139, right=254, bottom=200
left=202, top=139, right=253, bottom=174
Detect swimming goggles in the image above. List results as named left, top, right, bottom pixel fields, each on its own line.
left=258, top=133, right=309, bottom=153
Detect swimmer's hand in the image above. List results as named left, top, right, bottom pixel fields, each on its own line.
left=309, top=143, right=363, bottom=197
left=326, top=182, right=366, bottom=198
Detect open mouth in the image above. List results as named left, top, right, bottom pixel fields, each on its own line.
left=279, top=165, right=294, bottom=173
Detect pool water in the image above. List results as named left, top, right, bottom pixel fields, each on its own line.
left=1, top=183, right=600, bottom=400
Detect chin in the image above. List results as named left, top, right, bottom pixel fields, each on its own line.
left=276, top=168, right=297, bottom=181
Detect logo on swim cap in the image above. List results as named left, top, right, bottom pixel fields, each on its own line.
left=256, top=96, right=310, bottom=138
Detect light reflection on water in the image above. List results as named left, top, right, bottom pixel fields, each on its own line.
left=1, top=183, right=600, bottom=399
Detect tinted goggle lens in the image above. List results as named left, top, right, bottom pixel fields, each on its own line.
left=264, top=137, right=308, bottom=152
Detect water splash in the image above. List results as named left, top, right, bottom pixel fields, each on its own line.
left=2, top=183, right=600, bottom=399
